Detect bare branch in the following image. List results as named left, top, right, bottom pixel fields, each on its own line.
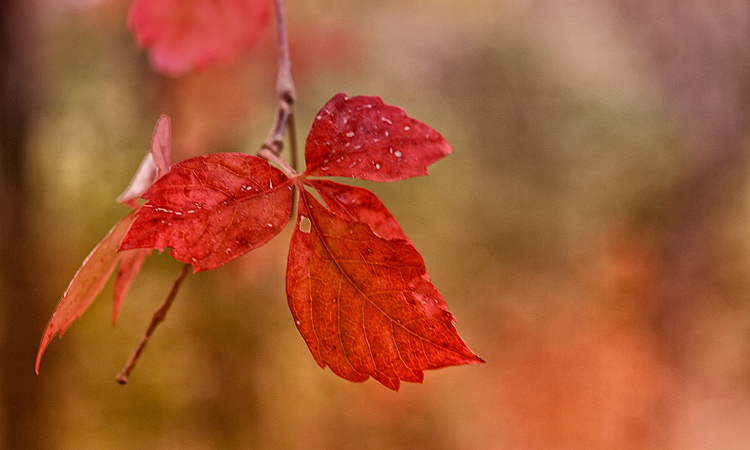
left=261, top=0, right=296, bottom=157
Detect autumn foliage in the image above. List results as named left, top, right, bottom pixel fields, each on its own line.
left=37, top=94, right=482, bottom=390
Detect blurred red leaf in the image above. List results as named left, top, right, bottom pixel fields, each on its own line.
left=120, top=153, right=294, bottom=272
left=286, top=189, right=482, bottom=390
left=36, top=211, right=139, bottom=373
left=303, top=93, right=452, bottom=181
left=128, top=0, right=270, bottom=76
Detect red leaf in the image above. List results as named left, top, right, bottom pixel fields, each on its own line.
left=36, top=211, right=139, bottom=373
left=304, top=93, right=452, bottom=181
left=150, top=115, right=172, bottom=177
left=286, top=190, right=482, bottom=390
left=128, top=0, right=270, bottom=76
left=117, top=153, right=157, bottom=209
left=306, top=179, right=409, bottom=242
left=121, top=153, right=294, bottom=272
left=112, top=248, right=151, bottom=325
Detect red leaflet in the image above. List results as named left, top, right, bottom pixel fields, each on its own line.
left=36, top=211, right=139, bottom=373
left=128, top=0, right=270, bottom=76
left=304, top=93, right=452, bottom=181
left=287, top=189, right=483, bottom=390
left=120, top=153, right=294, bottom=272
left=306, top=179, right=409, bottom=242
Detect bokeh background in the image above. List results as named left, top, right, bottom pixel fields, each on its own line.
left=2, top=0, right=750, bottom=449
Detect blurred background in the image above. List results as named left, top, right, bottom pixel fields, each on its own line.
left=1, top=0, right=749, bottom=449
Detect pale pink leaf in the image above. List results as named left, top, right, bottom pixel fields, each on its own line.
left=151, top=114, right=172, bottom=177
left=117, top=152, right=158, bottom=208
left=118, top=115, right=172, bottom=208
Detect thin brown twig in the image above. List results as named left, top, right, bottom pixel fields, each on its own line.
left=116, top=263, right=191, bottom=385
left=288, top=111, right=298, bottom=171
left=261, top=0, right=296, bottom=157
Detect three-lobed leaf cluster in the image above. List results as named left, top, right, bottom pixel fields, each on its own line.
left=37, top=94, right=482, bottom=390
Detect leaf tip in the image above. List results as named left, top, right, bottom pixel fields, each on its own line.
left=469, top=354, right=485, bottom=364
left=35, top=332, right=53, bottom=374
left=152, top=115, right=172, bottom=176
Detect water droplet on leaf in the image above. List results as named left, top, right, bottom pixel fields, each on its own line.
left=299, top=216, right=311, bottom=233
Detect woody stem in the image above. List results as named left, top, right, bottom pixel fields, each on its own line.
left=116, top=263, right=191, bottom=385
left=261, top=0, right=296, bottom=157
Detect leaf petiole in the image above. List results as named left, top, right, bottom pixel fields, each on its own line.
left=259, top=148, right=297, bottom=178
left=288, top=111, right=298, bottom=172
